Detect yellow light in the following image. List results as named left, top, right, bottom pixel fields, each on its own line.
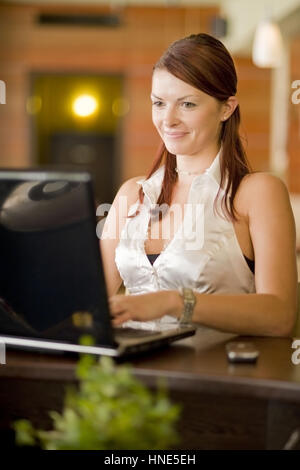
left=72, top=94, right=98, bottom=117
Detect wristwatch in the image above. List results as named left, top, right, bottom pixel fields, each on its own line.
left=178, top=287, right=196, bottom=325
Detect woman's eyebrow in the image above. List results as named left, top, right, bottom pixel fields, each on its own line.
left=150, top=93, right=199, bottom=101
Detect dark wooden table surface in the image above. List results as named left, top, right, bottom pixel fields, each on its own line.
left=1, top=327, right=300, bottom=450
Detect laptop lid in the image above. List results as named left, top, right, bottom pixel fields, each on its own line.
left=0, top=169, right=196, bottom=357
left=0, top=169, right=118, bottom=353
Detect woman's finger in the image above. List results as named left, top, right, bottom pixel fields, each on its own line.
left=110, top=306, right=125, bottom=316
left=112, top=312, right=132, bottom=326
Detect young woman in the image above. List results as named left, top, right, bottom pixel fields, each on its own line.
left=100, top=33, right=297, bottom=337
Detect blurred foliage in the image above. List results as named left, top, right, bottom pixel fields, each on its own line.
left=13, top=335, right=180, bottom=450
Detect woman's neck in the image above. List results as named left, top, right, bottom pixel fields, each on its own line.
left=175, top=145, right=220, bottom=183
left=175, top=145, right=220, bottom=175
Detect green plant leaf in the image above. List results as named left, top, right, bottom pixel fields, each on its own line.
left=14, top=337, right=181, bottom=450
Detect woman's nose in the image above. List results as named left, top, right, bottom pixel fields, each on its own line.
left=163, top=106, right=180, bottom=127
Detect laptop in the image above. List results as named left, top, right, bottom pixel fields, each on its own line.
left=0, top=169, right=196, bottom=357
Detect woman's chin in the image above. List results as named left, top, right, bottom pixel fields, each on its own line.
left=164, top=143, right=189, bottom=155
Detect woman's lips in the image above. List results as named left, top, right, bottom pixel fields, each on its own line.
left=164, top=131, right=188, bottom=139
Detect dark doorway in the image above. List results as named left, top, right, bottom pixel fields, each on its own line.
left=29, top=73, right=124, bottom=205
left=50, top=132, right=115, bottom=204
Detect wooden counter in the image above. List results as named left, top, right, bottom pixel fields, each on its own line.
left=1, top=327, right=300, bottom=450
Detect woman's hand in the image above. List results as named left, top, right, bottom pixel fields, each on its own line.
left=109, top=290, right=181, bottom=326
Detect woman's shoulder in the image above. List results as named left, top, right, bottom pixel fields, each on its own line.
left=111, top=176, right=146, bottom=213
left=237, top=171, right=291, bottom=216
left=241, top=170, right=286, bottom=185
left=116, top=175, right=145, bottom=198
left=240, top=171, right=289, bottom=197
left=104, top=175, right=146, bottom=231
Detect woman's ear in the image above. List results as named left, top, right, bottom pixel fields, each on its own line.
left=221, top=96, right=239, bottom=121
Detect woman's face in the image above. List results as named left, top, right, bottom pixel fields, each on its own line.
left=151, top=68, right=225, bottom=158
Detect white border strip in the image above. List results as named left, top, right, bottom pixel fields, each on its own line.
left=0, top=339, right=6, bottom=364
left=0, top=336, right=119, bottom=357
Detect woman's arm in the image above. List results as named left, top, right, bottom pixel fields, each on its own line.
left=182, top=173, right=298, bottom=336
left=99, top=175, right=143, bottom=297
left=110, top=173, right=298, bottom=337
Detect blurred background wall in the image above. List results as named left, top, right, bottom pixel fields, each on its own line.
left=0, top=2, right=274, bottom=190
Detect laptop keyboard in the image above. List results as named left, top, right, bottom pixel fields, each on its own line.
left=114, top=327, right=162, bottom=338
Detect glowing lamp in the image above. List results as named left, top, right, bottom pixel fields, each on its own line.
left=252, top=19, right=283, bottom=68
left=72, top=94, right=98, bottom=117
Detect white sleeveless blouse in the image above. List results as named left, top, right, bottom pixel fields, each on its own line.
left=114, top=150, right=255, bottom=326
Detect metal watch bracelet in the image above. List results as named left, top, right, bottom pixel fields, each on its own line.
left=178, top=287, right=196, bottom=325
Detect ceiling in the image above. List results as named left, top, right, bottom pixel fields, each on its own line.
left=2, top=0, right=300, bottom=54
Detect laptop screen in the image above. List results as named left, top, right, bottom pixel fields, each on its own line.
left=0, top=170, right=115, bottom=348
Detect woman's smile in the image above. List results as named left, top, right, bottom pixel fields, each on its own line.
left=164, top=131, right=189, bottom=139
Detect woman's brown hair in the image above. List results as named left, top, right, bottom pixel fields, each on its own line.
left=135, top=33, right=251, bottom=221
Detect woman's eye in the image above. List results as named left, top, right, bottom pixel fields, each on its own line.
left=182, top=102, right=196, bottom=108
left=152, top=101, right=164, bottom=107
